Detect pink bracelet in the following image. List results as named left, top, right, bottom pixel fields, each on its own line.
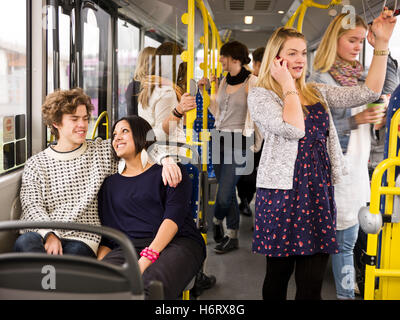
left=140, top=247, right=160, bottom=263
left=146, top=247, right=160, bottom=258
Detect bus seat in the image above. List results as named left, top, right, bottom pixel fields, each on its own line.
left=10, top=196, right=22, bottom=221
left=0, top=221, right=163, bottom=300
left=0, top=196, right=22, bottom=253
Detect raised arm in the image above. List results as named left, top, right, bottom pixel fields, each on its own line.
left=248, top=87, right=305, bottom=140
left=364, top=8, right=397, bottom=94
left=271, top=59, right=305, bottom=132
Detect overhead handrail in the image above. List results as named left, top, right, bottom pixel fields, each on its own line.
left=91, top=111, right=109, bottom=140
left=285, top=0, right=342, bottom=32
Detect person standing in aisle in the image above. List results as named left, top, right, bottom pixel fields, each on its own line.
left=198, top=41, right=262, bottom=254
left=248, top=8, right=396, bottom=299
left=310, top=13, right=385, bottom=300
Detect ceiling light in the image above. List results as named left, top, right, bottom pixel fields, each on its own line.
left=244, top=16, right=253, bottom=24
left=278, top=10, right=285, bottom=14
left=328, top=9, right=337, bottom=16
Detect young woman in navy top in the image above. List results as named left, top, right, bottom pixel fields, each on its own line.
left=97, top=115, right=206, bottom=299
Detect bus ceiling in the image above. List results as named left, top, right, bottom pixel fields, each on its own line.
left=109, top=0, right=396, bottom=50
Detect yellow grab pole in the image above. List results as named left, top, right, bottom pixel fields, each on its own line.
left=285, top=5, right=301, bottom=28
left=365, top=156, right=400, bottom=299
left=195, top=0, right=210, bottom=172
left=181, top=0, right=196, bottom=150
left=388, top=109, right=400, bottom=158
left=207, top=12, right=222, bottom=78
left=91, top=111, right=109, bottom=140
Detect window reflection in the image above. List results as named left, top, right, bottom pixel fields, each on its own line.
left=0, top=0, right=27, bottom=174
left=82, top=6, right=111, bottom=139
left=118, top=19, right=140, bottom=118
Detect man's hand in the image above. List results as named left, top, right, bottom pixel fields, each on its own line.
left=44, top=233, right=63, bottom=255
left=161, top=156, right=182, bottom=187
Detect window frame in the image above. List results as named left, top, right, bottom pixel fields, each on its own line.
left=0, top=0, right=31, bottom=177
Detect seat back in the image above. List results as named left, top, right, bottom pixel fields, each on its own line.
left=0, top=221, right=147, bottom=300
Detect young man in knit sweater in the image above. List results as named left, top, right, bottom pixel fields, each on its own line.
left=14, top=88, right=182, bottom=257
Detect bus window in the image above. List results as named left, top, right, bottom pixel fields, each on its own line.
left=59, top=10, right=71, bottom=91
left=117, top=19, right=140, bottom=118
left=46, top=5, right=71, bottom=144
left=0, top=0, right=27, bottom=175
left=82, top=6, right=112, bottom=139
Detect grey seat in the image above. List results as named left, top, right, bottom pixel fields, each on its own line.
left=0, top=221, right=163, bottom=300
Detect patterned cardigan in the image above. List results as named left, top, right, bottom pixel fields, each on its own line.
left=247, top=83, right=380, bottom=190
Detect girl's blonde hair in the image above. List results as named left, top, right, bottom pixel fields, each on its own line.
left=314, top=13, right=368, bottom=72
left=138, top=42, right=184, bottom=108
left=133, top=46, right=156, bottom=83
left=257, top=27, right=325, bottom=111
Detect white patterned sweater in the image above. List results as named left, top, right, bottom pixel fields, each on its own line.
left=20, top=139, right=117, bottom=254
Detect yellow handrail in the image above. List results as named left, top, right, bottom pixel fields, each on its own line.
left=182, top=1, right=222, bottom=166
left=364, top=108, right=400, bottom=300
left=91, top=111, right=109, bottom=140
left=182, top=0, right=196, bottom=149
left=196, top=0, right=210, bottom=172
left=207, top=10, right=223, bottom=79
left=285, top=0, right=342, bottom=32
left=364, top=157, right=400, bottom=299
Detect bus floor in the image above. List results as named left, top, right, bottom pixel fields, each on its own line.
left=198, top=198, right=344, bottom=300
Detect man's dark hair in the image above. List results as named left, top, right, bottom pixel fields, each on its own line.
left=111, top=115, right=156, bottom=160
left=252, top=47, right=265, bottom=63
left=220, top=41, right=251, bottom=65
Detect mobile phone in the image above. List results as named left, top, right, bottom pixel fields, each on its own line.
left=276, top=55, right=284, bottom=66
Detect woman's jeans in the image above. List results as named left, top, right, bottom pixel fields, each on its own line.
left=331, top=224, right=359, bottom=299
left=212, top=133, right=251, bottom=231
left=14, top=232, right=96, bottom=257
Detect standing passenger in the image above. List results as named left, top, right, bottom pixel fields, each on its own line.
left=354, top=31, right=400, bottom=297
left=125, top=47, right=156, bottom=116
left=138, top=42, right=196, bottom=157
left=198, top=41, right=262, bottom=254
left=310, top=13, right=385, bottom=300
left=248, top=9, right=396, bottom=300
left=14, top=88, right=183, bottom=257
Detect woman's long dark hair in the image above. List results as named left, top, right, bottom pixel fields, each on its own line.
left=111, top=115, right=156, bottom=161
